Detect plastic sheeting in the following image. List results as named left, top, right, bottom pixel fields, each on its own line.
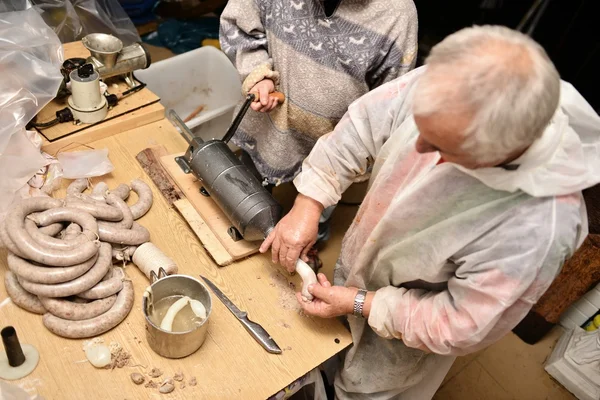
left=0, top=0, right=140, bottom=45
left=0, top=381, right=45, bottom=400
left=57, top=148, right=114, bottom=178
left=0, top=8, right=64, bottom=221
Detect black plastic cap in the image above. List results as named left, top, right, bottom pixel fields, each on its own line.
left=1, top=326, right=25, bottom=367
left=106, top=93, right=119, bottom=107
left=56, top=107, right=74, bottom=123
left=77, top=63, right=95, bottom=79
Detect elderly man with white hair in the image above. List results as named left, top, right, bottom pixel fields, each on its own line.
left=260, top=25, right=600, bottom=399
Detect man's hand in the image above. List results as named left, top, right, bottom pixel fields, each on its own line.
left=297, top=274, right=357, bottom=318
left=260, top=194, right=324, bottom=272
left=250, top=79, right=279, bottom=112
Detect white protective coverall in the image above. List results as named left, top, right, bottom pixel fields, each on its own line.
left=294, top=66, right=600, bottom=399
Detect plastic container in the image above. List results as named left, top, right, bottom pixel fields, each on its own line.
left=135, top=46, right=241, bottom=142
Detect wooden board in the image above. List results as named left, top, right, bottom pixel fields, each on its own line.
left=135, top=146, right=184, bottom=207
left=174, top=198, right=234, bottom=266
left=160, top=152, right=261, bottom=261
left=36, top=40, right=162, bottom=147
left=41, top=102, right=164, bottom=155
left=0, top=119, right=352, bottom=400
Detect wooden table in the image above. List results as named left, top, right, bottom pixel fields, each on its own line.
left=0, top=120, right=352, bottom=399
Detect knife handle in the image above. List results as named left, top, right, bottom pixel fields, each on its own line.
left=240, top=316, right=282, bottom=354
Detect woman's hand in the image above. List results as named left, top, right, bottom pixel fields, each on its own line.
left=297, top=274, right=358, bottom=318
left=260, top=194, right=324, bottom=272
left=250, top=79, right=279, bottom=112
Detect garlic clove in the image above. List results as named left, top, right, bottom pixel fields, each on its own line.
left=84, top=344, right=111, bottom=368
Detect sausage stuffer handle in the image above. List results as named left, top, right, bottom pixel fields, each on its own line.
left=168, top=91, right=285, bottom=145
left=221, top=91, right=285, bottom=144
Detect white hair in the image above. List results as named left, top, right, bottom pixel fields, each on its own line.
left=413, top=25, right=561, bottom=164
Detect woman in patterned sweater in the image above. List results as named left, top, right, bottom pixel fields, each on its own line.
left=220, top=0, right=418, bottom=269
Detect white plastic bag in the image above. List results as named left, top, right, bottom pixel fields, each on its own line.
left=57, top=148, right=114, bottom=179
left=0, top=0, right=140, bottom=45
left=0, top=8, right=63, bottom=221
left=27, top=151, right=63, bottom=194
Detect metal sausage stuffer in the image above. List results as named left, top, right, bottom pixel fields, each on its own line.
left=168, top=94, right=282, bottom=242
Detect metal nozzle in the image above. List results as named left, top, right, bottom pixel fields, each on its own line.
left=167, top=109, right=198, bottom=145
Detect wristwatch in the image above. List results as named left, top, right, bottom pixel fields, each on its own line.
left=353, top=289, right=368, bottom=318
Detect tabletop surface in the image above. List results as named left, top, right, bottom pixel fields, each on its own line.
left=0, top=119, right=352, bottom=400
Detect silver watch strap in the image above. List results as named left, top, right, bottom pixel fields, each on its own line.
left=353, top=289, right=367, bottom=318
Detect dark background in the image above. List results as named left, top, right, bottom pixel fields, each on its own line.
left=414, top=0, right=599, bottom=112
left=147, top=0, right=598, bottom=111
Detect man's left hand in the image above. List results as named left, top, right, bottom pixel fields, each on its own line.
left=296, top=273, right=358, bottom=318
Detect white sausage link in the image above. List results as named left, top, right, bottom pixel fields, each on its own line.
left=67, top=178, right=88, bottom=196
left=25, top=219, right=89, bottom=250
left=17, top=243, right=111, bottom=297
left=0, top=219, right=26, bottom=257
left=39, top=222, right=64, bottom=237
left=42, top=280, right=134, bottom=338
left=78, top=268, right=124, bottom=300
left=100, top=194, right=134, bottom=229
left=101, top=267, right=115, bottom=282
left=64, top=198, right=123, bottom=222
left=31, top=207, right=98, bottom=242
left=4, top=271, right=46, bottom=314
left=7, top=252, right=98, bottom=284
left=98, top=221, right=150, bottom=245
left=6, top=198, right=99, bottom=266
left=110, top=184, right=130, bottom=201
left=91, top=182, right=109, bottom=197
left=39, top=295, right=117, bottom=321
left=62, top=223, right=82, bottom=240
left=295, top=259, right=318, bottom=302
left=129, top=179, right=153, bottom=220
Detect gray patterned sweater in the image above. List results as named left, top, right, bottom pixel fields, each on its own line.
left=220, top=0, right=418, bottom=184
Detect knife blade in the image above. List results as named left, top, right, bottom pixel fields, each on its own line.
left=201, top=275, right=282, bottom=354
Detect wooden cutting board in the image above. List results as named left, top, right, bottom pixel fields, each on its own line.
left=158, top=152, right=261, bottom=265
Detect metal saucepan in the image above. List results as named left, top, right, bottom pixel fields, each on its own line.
left=143, top=269, right=212, bottom=358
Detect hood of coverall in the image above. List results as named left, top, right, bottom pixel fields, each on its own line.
left=453, top=81, right=600, bottom=197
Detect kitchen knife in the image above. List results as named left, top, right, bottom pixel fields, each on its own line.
left=200, top=275, right=282, bottom=354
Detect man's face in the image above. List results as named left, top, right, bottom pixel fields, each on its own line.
left=414, top=111, right=486, bottom=169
